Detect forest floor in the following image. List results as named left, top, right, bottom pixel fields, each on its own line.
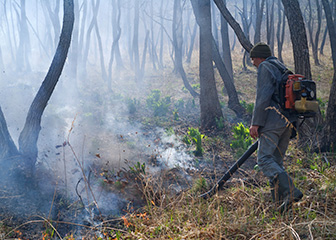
left=1, top=46, right=336, bottom=239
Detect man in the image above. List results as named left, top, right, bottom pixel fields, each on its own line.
left=249, top=42, right=303, bottom=213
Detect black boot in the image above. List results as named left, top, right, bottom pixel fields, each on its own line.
left=276, top=172, right=303, bottom=213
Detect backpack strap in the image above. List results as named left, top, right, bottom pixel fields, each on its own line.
left=264, top=59, right=292, bottom=110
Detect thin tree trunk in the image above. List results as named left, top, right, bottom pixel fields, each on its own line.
left=254, top=0, right=265, bottom=44
left=133, top=0, right=140, bottom=80
left=276, top=0, right=285, bottom=62
left=212, top=39, right=246, bottom=117
left=220, top=0, right=233, bottom=81
left=18, top=0, right=74, bottom=174
left=266, top=0, right=275, bottom=53
left=186, top=21, right=197, bottom=63
left=16, top=0, right=31, bottom=72
left=174, top=0, right=199, bottom=98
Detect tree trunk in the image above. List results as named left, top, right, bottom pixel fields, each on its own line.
left=212, top=39, right=246, bottom=117
left=16, top=0, right=31, bottom=72
left=133, top=0, right=140, bottom=80
left=254, top=0, right=265, bottom=44
left=281, top=0, right=311, bottom=79
left=191, top=0, right=223, bottom=129
left=305, top=0, right=321, bottom=66
left=321, top=0, right=336, bottom=149
left=92, top=0, right=108, bottom=82
left=44, top=0, right=60, bottom=49
left=266, top=0, right=275, bottom=53
left=0, top=107, right=19, bottom=159
left=276, top=0, right=286, bottom=62
left=220, top=0, right=233, bottom=81
left=111, top=0, right=124, bottom=69
left=213, top=0, right=253, bottom=52
left=239, top=0, right=253, bottom=69
left=186, top=21, right=197, bottom=63
left=174, top=0, right=199, bottom=98
left=68, top=0, right=79, bottom=82
left=81, top=0, right=99, bottom=78
left=18, top=0, right=74, bottom=173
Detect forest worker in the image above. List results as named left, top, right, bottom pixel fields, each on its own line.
left=249, top=42, right=303, bottom=213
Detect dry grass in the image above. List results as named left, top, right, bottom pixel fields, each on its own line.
left=118, top=148, right=336, bottom=239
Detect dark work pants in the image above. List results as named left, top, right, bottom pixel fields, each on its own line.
left=257, top=126, right=292, bottom=180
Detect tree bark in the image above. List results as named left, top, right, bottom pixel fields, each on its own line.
left=191, top=0, right=223, bottom=129
left=321, top=0, right=336, bottom=149
left=281, top=0, right=312, bottom=79
left=18, top=0, right=74, bottom=173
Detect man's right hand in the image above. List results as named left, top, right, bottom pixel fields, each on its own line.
left=249, top=125, right=259, bottom=140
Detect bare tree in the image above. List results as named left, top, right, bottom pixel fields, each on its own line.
left=321, top=0, right=336, bottom=149
left=0, top=0, right=74, bottom=175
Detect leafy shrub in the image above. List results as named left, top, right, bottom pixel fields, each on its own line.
left=230, top=123, right=253, bottom=158
left=215, top=117, right=225, bottom=130
left=175, top=99, right=185, bottom=112
left=184, top=127, right=207, bottom=156
left=240, top=100, right=254, bottom=115
left=127, top=98, right=138, bottom=114
left=146, top=90, right=171, bottom=116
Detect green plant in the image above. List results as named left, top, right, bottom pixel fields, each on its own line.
left=129, top=162, right=146, bottom=175
left=191, top=83, right=200, bottom=90
left=191, top=177, right=207, bottom=193
left=215, top=117, right=225, bottom=130
left=240, top=100, right=254, bottom=115
left=146, top=90, right=171, bottom=116
left=127, top=98, right=138, bottom=114
left=182, top=135, right=191, bottom=145
left=173, top=109, right=179, bottom=121
left=309, top=153, right=330, bottom=174
left=165, top=127, right=175, bottom=136
left=185, top=127, right=207, bottom=156
left=230, top=123, right=253, bottom=157
left=317, top=98, right=327, bottom=119
left=175, top=99, right=185, bottom=112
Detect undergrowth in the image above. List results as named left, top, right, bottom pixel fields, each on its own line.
left=117, top=148, right=336, bottom=239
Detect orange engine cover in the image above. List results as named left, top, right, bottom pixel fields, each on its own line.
left=285, top=74, right=305, bottom=109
